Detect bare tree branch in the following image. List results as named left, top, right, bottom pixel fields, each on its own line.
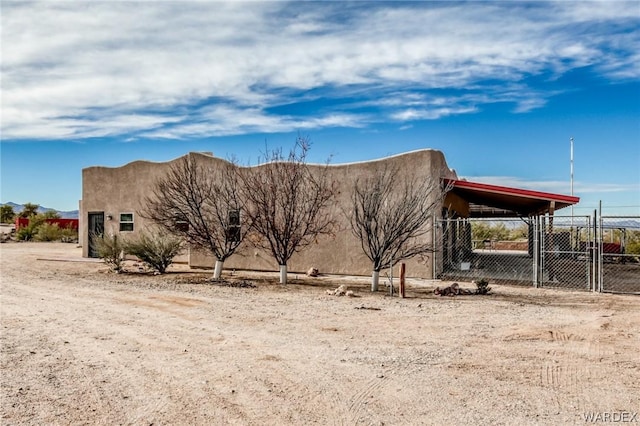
left=141, top=154, right=246, bottom=277
left=349, top=164, right=451, bottom=289
left=238, top=137, right=337, bottom=283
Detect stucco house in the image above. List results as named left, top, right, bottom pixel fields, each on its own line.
left=80, top=149, right=578, bottom=280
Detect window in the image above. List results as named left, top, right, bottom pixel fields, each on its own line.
left=226, top=210, right=241, bottom=242
left=228, top=210, right=240, bottom=226
left=119, top=213, right=134, bottom=232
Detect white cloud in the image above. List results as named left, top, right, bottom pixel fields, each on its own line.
left=391, top=106, right=478, bottom=121
left=1, top=1, right=638, bottom=140
left=141, top=104, right=365, bottom=139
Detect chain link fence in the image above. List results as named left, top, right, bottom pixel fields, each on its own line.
left=536, top=215, right=592, bottom=290
left=435, top=215, right=640, bottom=294
left=598, top=216, right=640, bottom=294
left=436, top=217, right=537, bottom=287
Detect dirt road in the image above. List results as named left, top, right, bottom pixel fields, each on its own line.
left=1, top=243, right=639, bottom=425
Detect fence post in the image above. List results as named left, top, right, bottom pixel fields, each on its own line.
left=432, top=216, right=437, bottom=280
left=547, top=202, right=556, bottom=283
left=533, top=216, right=539, bottom=288
left=399, top=263, right=406, bottom=298
left=592, top=210, right=597, bottom=292
left=598, top=202, right=603, bottom=292
left=389, top=258, right=393, bottom=296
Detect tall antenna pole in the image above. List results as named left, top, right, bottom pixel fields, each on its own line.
left=570, top=137, right=574, bottom=199
left=570, top=137, right=574, bottom=240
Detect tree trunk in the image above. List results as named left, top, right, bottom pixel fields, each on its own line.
left=371, top=270, right=380, bottom=292
left=213, top=260, right=224, bottom=279
left=279, top=264, right=287, bottom=284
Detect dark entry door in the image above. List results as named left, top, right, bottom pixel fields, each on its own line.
left=88, top=212, right=105, bottom=258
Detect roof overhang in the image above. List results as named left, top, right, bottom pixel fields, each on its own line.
left=444, top=179, right=580, bottom=218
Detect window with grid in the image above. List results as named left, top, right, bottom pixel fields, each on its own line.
left=226, top=210, right=241, bottom=242
left=119, top=213, right=134, bottom=232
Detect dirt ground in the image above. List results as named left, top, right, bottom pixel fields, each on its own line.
left=1, top=243, right=639, bottom=425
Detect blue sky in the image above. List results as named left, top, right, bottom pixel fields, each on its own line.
left=1, top=1, right=639, bottom=215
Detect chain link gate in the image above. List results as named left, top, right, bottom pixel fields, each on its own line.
left=435, top=216, right=592, bottom=289
left=598, top=216, right=640, bottom=294
left=536, top=215, right=592, bottom=290
left=435, top=215, right=640, bottom=293
left=436, top=217, right=540, bottom=287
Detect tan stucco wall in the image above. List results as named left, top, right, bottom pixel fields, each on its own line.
left=81, top=149, right=457, bottom=278
left=81, top=157, right=195, bottom=262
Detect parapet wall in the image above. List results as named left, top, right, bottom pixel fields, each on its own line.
left=81, top=149, right=457, bottom=278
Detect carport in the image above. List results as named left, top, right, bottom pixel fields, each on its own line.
left=443, top=179, right=580, bottom=219
left=438, top=179, right=581, bottom=287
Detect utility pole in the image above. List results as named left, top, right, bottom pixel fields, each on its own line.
left=570, top=137, right=574, bottom=247
left=570, top=137, right=574, bottom=200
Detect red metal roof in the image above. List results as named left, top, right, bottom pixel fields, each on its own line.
left=446, top=179, right=580, bottom=218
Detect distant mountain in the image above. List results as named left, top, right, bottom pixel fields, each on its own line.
left=55, top=210, right=80, bottom=219
left=1, top=202, right=79, bottom=219
left=601, top=219, right=640, bottom=230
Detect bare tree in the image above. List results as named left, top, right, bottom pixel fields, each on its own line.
left=349, top=165, right=449, bottom=291
left=239, top=137, right=336, bottom=284
left=142, top=154, right=245, bottom=279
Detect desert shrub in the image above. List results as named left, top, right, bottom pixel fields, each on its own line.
left=60, top=226, right=78, bottom=243
left=472, top=222, right=511, bottom=242
left=124, top=230, right=183, bottom=274
left=626, top=231, right=640, bottom=256
left=509, top=224, right=529, bottom=240
left=15, top=214, right=46, bottom=241
left=15, top=224, right=37, bottom=241
left=626, top=241, right=640, bottom=256
left=475, top=278, right=492, bottom=295
left=34, top=222, right=62, bottom=241
left=0, top=205, right=15, bottom=223
left=42, top=210, right=61, bottom=219
left=94, top=233, right=126, bottom=272
left=18, top=203, right=40, bottom=218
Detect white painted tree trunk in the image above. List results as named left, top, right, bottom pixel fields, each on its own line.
left=213, top=260, right=224, bottom=279
left=371, top=270, right=380, bottom=292
left=279, top=265, right=287, bottom=284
